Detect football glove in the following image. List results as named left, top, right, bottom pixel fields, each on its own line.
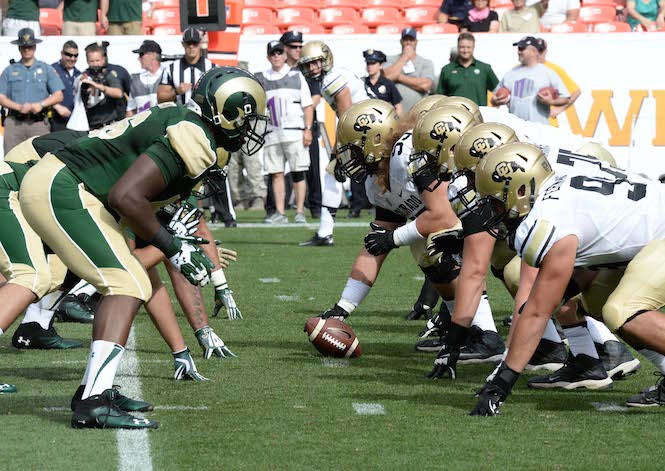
left=167, top=203, right=202, bottom=237
left=173, top=348, right=209, bottom=381
left=470, top=362, right=519, bottom=417
left=418, top=308, right=452, bottom=338
left=167, top=236, right=214, bottom=286
left=321, top=304, right=350, bottom=321
left=334, top=158, right=347, bottom=183
left=427, top=343, right=460, bottom=380
left=215, top=242, right=237, bottom=269
left=364, top=222, right=397, bottom=256
left=406, top=302, right=433, bottom=321
left=195, top=326, right=237, bottom=359
left=426, top=223, right=464, bottom=263
left=214, top=286, right=243, bottom=320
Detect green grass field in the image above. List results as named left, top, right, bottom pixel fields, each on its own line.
left=2, top=209, right=665, bottom=470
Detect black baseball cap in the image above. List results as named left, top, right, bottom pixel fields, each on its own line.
left=536, top=38, right=548, bottom=51
left=363, top=49, right=387, bottom=63
left=280, top=30, right=303, bottom=45
left=513, top=36, right=545, bottom=52
left=85, top=40, right=110, bottom=52
left=182, top=27, right=203, bottom=43
left=267, top=40, right=285, bottom=55
left=133, top=40, right=162, bottom=55
left=11, top=28, right=42, bottom=46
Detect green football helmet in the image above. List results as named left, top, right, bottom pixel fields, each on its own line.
left=191, top=66, right=268, bottom=155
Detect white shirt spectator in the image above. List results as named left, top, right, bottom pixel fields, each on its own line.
left=527, top=0, right=580, bottom=27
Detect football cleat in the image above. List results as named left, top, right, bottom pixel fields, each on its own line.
left=299, top=234, right=334, bottom=247
left=415, top=337, right=444, bottom=353
left=71, top=385, right=154, bottom=412
left=527, top=353, right=613, bottom=390
left=525, top=338, right=567, bottom=372
left=173, top=348, right=209, bottom=381
left=320, top=304, right=350, bottom=321
left=418, top=308, right=451, bottom=339
left=71, top=389, right=158, bottom=430
left=54, top=294, right=95, bottom=323
left=626, top=373, right=665, bottom=408
left=406, top=302, right=433, bottom=321
left=595, top=341, right=641, bottom=380
left=12, top=322, right=83, bottom=350
left=0, top=383, right=17, bottom=394
left=457, top=327, right=505, bottom=364
left=502, top=316, right=512, bottom=327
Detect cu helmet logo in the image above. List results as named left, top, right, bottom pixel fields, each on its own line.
left=470, top=137, right=497, bottom=158
left=430, top=121, right=459, bottom=141
left=492, top=161, right=525, bottom=182
left=354, top=113, right=376, bottom=131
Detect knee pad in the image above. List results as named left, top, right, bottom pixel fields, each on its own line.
left=291, top=171, right=305, bottom=183
left=490, top=265, right=505, bottom=283
left=421, top=253, right=461, bottom=284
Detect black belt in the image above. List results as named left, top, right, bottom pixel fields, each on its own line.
left=8, top=111, right=47, bottom=121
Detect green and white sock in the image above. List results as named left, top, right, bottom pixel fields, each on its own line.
left=82, top=340, right=124, bottom=399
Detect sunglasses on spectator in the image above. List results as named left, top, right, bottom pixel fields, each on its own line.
left=184, top=41, right=200, bottom=47
left=63, top=51, right=78, bottom=58
left=270, top=50, right=285, bottom=56
left=286, top=44, right=302, bottom=50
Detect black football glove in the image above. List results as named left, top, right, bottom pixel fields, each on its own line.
left=470, top=362, right=520, bottom=417
left=364, top=222, right=397, bottom=256
left=426, top=226, right=464, bottom=259
left=321, top=304, right=349, bottom=321
left=334, top=159, right=347, bottom=183
left=418, top=308, right=452, bottom=338
left=427, top=323, right=469, bottom=380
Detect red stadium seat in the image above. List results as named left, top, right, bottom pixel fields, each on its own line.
left=244, top=0, right=279, bottom=9
left=375, top=22, right=409, bottom=33
left=549, top=20, right=587, bottom=31
left=420, top=22, right=459, bottom=32
left=242, top=24, right=282, bottom=34
left=152, top=0, right=181, bottom=8
left=276, top=7, right=317, bottom=27
left=322, top=0, right=367, bottom=10
left=40, top=8, right=62, bottom=35
left=152, top=24, right=183, bottom=35
left=362, top=7, right=403, bottom=27
left=319, top=7, right=359, bottom=28
left=490, top=0, right=514, bottom=7
left=582, top=0, right=617, bottom=5
left=242, top=7, right=274, bottom=25
left=151, top=7, right=180, bottom=25
left=331, top=23, right=371, bottom=33
left=280, top=0, right=322, bottom=6
left=403, top=0, right=442, bottom=6
left=287, top=22, right=326, bottom=33
left=593, top=20, right=630, bottom=31
left=579, top=5, right=616, bottom=24
left=367, top=0, right=404, bottom=9
left=404, top=6, right=439, bottom=26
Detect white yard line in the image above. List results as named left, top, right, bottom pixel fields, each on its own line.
left=51, top=359, right=169, bottom=365
left=321, top=358, right=349, bottom=368
left=116, top=326, right=153, bottom=471
left=352, top=403, right=385, bottom=415
left=210, top=222, right=368, bottom=229
left=590, top=402, right=630, bottom=412
left=275, top=295, right=299, bottom=302
left=259, top=278, right=281, bottom=283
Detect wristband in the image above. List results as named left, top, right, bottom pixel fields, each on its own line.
left=393, top=220, right=425, bottom=247
left=151, top=226, right=177, bottom=256
left=211, top=269, right=228, bottom=289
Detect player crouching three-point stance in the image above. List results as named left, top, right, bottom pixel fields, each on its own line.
left=18, top=67, right=268, bottom=429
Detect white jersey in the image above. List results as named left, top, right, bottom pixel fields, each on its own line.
left=514, top=155, right=665, bottom=269
left=321, top=66, right=373, bottom=110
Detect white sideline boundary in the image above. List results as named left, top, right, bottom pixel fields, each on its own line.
left=116, top=326, right=153, bottom=471
left=209, top=222, right=368, bottom=230
left=352, top=403, right=385, bottom=415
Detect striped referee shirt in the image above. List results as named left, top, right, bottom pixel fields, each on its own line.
left=160, top=55, right=216, bottom=105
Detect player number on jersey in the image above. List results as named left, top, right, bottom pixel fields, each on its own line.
left=89, top=103, right=176, bottom=140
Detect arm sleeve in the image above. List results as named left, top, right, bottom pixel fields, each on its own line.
left=47, top=66, right=66, bottom=93
left=514, top=218, right=558, bottom=267
left=322, top=72, right=348, bottom=99
left=142, top=137, right=186, bottom=187
left=375, top=205, right=407, bottom=224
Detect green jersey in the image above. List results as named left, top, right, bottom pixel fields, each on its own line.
left=63, top=0, right=99, bottom=23
left=55, top=103, right=219, bottom=208
left=7, top=0, right=39, bottom=21
left=33, top=130, right=88, bottom=158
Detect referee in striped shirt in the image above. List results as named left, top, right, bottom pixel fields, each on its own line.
left=157, top=27, right=215, bottom=105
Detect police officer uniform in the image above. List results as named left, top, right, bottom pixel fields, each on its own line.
left=363, top=49, right=402, bottom=107
left=0, top=29, right=64, bottom=155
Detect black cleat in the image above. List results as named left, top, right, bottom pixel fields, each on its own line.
left=458, top=327, right=505, bottom=364
left=55, top=294, right=95, bottom=324
left=626, top=373, right=665, bottom=408
left=502, top=315, right=512, bottom=327
left=299, top=234, right=334, bottom=247
left=595, top=341, right=641, bottom=380
left=415, top=337, right=445, bottom=353
left=12, top=322, right=82, bottom=350
left=527, top=353, right=612, bottom=390
left=71, top=385, right=154, bottom=412
left=417, top=308, right=451, bottom=339
left=71, top=389, right=158, bottom=430
left=525, top=338, right=567, bottom=372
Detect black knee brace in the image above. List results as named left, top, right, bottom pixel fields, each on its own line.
left=291, top=171, right=305, bottom=183
left=421, top=253, right=461, bottom=284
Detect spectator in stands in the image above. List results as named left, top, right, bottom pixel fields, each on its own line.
left=383, top=28, right=436, bottom=113
left=281, top=30, right=322, bottom=220
left=461, top=0, right=500, bottom=32
left=51, top=40, right=82, bottom=131
left=62, top=0, right=105, bottom=35
left=491, top=36, right=569, bottom=125
left=101, top=0, right=141, bottom=35
left=626, top=0, right=665, bottom=30
left=531, top=0, right=579, bottom=28
left=536, top=38, right=580, bottom=127
left=438, top=0, right=473, bottom=27
left=158, top=28, right=215, bottom=105
left=79, top=43, right=124, bottom=129
left=256, top=40, right=314, bottom=225
left=500, top=0, right=545, bottom=32
left=3, top=0, right=41, bottom=37
left=0, top=29, right=63, bottom=154
left=126, top=40, right=164, bottom=116
left=436, top=33, right=498, bottom=106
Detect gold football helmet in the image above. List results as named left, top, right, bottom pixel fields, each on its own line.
left=298, top=41, right=333, bottom=80
left=576, top=142, right=617, bottom=168
left=433, top=96, right=483, bottom=124
left=409, top=106, right=476, bottom=184
left=336, top=99, right=399, bottom=183
left=475, top=142, right=554, bottom=238
left=407, top=94, right=447, bottom=120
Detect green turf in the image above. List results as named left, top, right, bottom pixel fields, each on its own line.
left=2, top=209, right=665, bottom=470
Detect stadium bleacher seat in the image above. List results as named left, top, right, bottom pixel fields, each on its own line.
left=362, top=7, right=403, bottom=27
left=582, top=0, right=617, bottom=5
left=579, top=5, right=616, bottom=24
left=331, top=23, right=371, bottom=33
left=636, top=22, right=664, bottom=31
left=375, top=22, right=409, bottom=33
left=242, top=7, right=274, bottom=25
left=420, top=22, right=459, bottom=32
left=280, top=0, right=322, bottom=7
left=594, top=20, right=630, bottom=31
left=245, top=0, right=278, bottom=9
left=242, top=24, right=282, bottom=34
left=403, top=0, right=442, bottom=7
left=549, top=20, right=587, bottom=31
left=322, top=0, right=367, bottom=10
left=367, top=0, right=404, bottom=9
left=404, top=6, right=439, bottom=26
left=152, top=24, right=183, bottom=35
left=152, top=0, right=181, bottom=8
left=276, top=7, right=317, bottom=27
left=319, top=7, right=359, bottom=28
left=490, top=0, right=514, bottom=7
left=151, top=7, right=180, bottom=25
left=40, top=8, right=62, bottom=35
left=286, top=22, right=326, bottom=33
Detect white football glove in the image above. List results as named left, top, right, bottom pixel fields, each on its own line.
left=216, top=245, right=237, bottom=270
left=214, top=286, right=243, bottom=320
left=168, top=204, right=202, bottom=237
left=168, top=236, right=214, bottom=286
left=173, top=348, right=209, bottom=381
left=195, top=326, right=237, bottom=359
